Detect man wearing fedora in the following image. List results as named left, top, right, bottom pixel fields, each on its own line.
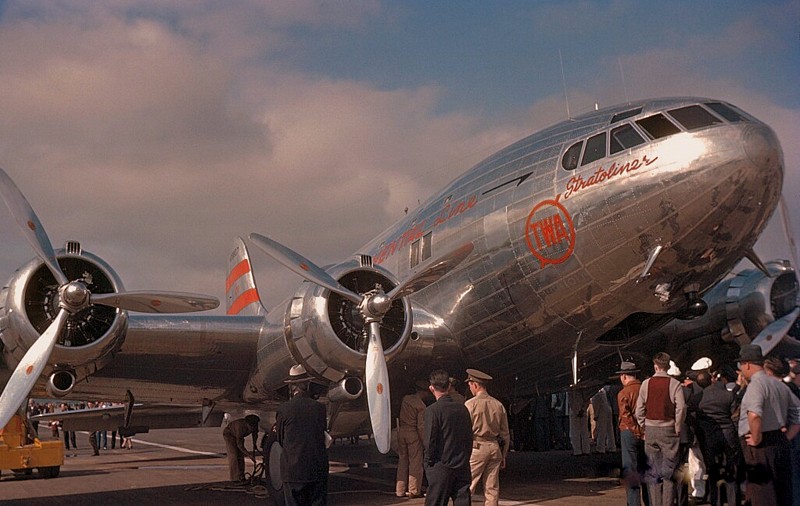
left=276, top=364, right=329, bottom=506
left=615, top=361, right=648, bottom=506
left=736, top=344, right=800, bottom=506
left=635, top=352, right=686, bottom=506
left=464, top=368, right=510, bottom=506
left=396, top=380, right=429, bottom=499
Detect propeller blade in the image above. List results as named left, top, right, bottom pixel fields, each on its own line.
left=249, top=233, right=361, bottom=304
left=0, top=309, right=69, bottom=430
left=91, top=291, right=219, bottom=313
left=387, top=242, right=474, bottom=300
left=752, top=306, right=800, bottom=355
left=365, top=321, right=391, bottom=454
left=0, top=168, right=68, bottom=285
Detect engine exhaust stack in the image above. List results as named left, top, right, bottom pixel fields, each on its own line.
left=46, top=370, right=76, bottom=398
left=327, top=377, right=363, bottom=402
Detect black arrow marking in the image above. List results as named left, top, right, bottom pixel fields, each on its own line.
left=482, top=172, right=533, bottom=195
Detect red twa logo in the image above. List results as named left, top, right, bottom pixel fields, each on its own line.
left=525, top=196, right=575, bottom=267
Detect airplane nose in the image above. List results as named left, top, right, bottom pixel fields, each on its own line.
left=743, top=124, right=780, bottom=167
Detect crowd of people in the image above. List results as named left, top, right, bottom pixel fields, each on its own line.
left=394, top=368, right=510, bottom=506
left=611, top=347, right=800, bottom=506
left=23, top=347, right=799, bottom=506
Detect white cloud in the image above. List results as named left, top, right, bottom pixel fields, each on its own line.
left=0, top=2, right=512, bottom=308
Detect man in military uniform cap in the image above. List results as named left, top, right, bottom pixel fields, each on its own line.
left=464, top=368, right=510, bottom=506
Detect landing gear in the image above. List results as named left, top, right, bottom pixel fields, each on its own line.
left=261, top=426, right=285, bottom=506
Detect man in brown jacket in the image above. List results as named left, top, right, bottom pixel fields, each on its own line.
left=616, top=361, right=648, bottom=506
left=396, top=380, right=428, bottom=498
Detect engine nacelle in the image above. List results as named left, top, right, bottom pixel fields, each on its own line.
left=284, top=256, right=413, bottom=383
left=0, top=243, right=128, bottom=393
left=659, top=260, right=798, bottom=362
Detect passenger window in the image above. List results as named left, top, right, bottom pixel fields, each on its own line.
left=667, top=105, right=721, bottom=131
left=705, top=102, right=746, bottom=122
left=561, top=141, right=582, bottom=170
left=636, top=114, right=681, bottom=140
left=421, top=232, right=432, bottom=262
left=609, top=124, right=645, bottom=154
left=581, top=132, right=606, bottom=166
left=410, top=239, right=420, bottom=268
left=410, top=232, right=433, bottom=268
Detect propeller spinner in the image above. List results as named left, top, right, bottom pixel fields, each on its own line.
left=0, top=168, right=219, bottom=430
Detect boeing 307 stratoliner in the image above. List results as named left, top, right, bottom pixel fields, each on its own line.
left=0, top=97, right=788, bottom=457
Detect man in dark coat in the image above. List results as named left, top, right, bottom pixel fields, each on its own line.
left=696, top=369, right=740, bottom=506
left=276, top=364, right=329, bottom=506
left=423, top=369, right=473, bottom=506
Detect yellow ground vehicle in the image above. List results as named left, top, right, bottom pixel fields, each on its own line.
left=0, top=415, right=63, bottom=479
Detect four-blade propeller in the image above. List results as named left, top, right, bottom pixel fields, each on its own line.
left=249, top=233, right=472, bottom=454
left=0, top=168, right=220, bottom=430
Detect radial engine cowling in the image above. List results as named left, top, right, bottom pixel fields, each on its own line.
left=0, top=244, right=128, bottom=394
left=663, top=260, right=799, bottom=351
left=284, top=256, right=413, bottom=383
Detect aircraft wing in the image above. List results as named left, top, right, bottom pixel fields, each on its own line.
left=32, top=404, right=225, bottom=432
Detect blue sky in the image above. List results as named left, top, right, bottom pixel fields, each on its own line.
left=0, top=0, right=797, bottom=307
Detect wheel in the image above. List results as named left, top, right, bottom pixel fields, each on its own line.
left=38, top=466, right=60, bottom=479
left=261, top=428, right=285, bottom=506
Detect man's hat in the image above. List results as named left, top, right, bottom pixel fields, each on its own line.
left=466, top=368, right=492, bottom=384
left=737, top=344, right=765, bottom=364
left=285, top=363, right=312, bottom=383
left=667, top=360, right=682, bottom=378
left=690, top=357, right=713, bottom=371
left=614, top=361, right=640, bottom=375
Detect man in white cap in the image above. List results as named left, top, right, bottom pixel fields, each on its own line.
left=464, top=368, right=510, bottom=506
left=684, top=358, right=712, bottom=504
left=276, top=364, right=329, bottom=506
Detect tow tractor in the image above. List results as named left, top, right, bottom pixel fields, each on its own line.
left=0, top=415, right=63, bottom=479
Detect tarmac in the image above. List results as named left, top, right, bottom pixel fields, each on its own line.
left=0, top=428, right=627, bottom=505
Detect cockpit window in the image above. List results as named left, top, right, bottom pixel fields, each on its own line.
left=610, top=107, right=643, bottom=124
left=705, top=102, right=746, bottom=122
left=636, top=113, right=681, bottom=140
left=609, top=124, right=645, bottom=155
left=667, top=105, right=722, bottom=131
left=562, top=141, right=582, bottom=170
left=581, top=132, right=607, bottom=166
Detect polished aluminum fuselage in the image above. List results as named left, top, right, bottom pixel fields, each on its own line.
left=1, top=97, right=784, bottom=413
left=360, top=97, right=782, bottom=394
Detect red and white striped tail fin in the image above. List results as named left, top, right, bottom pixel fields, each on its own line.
left=226, top=237, right=266, bottom=316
